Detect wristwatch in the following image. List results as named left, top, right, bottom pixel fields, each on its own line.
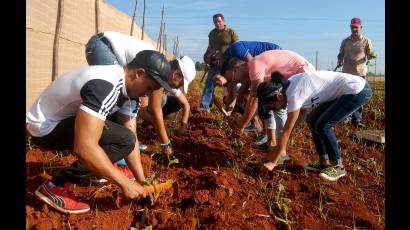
left=160, top=140, right=172, bottom=148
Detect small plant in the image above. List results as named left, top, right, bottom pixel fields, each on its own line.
left=375, top=200, right=382, bottom=224
left=168, top=157, right=179, bottom=168
left=357, top=188, right=365, bottom=203
left=290, top=137, right=296, bottom=146
left=318, top=183, right=327, bottom=220
left=227, top=158, right=241, bottom=179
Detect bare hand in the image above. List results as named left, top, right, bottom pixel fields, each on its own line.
left=176, top=125, right=188, bottom=135
left=120, top=180, right=146, bottom=200
left=164, top=146, right=173, bottom=158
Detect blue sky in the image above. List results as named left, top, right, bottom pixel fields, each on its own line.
left=105, top=0, right=385, bottom=74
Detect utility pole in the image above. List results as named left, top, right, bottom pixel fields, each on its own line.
left=315, top=50, right=318, bottom=70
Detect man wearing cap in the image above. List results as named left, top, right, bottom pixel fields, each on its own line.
left=26, top=50, right=171, bottom=214
left=337, top=18, right=376, bottom=128
left=85, top=31, right=196, bottom=160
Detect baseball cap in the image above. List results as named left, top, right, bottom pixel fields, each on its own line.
left=176, top=56, right=196, bottom=94
left=130, top=50, right=172, bottom=91
left=350, top=17, right=362, bottom=27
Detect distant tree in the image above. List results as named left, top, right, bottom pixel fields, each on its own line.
left=195, top=61, right=206, bottom=71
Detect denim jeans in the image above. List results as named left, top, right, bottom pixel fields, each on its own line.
left=265, top=108, right=288, bottom=138
left=85, top=33, right=119, bottom=65
left=306, top=82, right=372, bottom=165
left=200, top=67, right=218, bottom=111
left=350, top=76, right=366, bottom=124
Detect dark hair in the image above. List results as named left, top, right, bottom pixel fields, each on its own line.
left=213, top=13, right=224, bottom=21
left=256, top=71, right=290, bottom=103
left=169, top=59, right=180, bottom=71
left=220, top=57, right=241, bottom=76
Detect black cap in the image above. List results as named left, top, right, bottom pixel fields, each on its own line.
left=129, top=50, right=172, bottom=91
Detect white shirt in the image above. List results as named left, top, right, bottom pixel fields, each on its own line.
left=26, top=65, right=138, bottom=137
left=103, top=31, right=181, bottom=96
left=286, top=71, right=366, bottom=112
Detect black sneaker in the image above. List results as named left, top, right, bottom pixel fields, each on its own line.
left=258, top=142, right=276, bottom=152
left=319, top=165, right=347, bottom=181
left=303, top=160, right=329, bottom=172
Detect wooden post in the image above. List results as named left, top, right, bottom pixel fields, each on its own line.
left=52, top=0, right=64, bottom=81
left=157, top=4, right=164, bottom=50
left=95, top=0, right=100, bottom=33
left=130, top=0, right=138, bottom=35
left=315, top=50, right=318, bottom=70
left=141, top=0, right=146, bottom=40
left=162, top=22, right=166, bottom=54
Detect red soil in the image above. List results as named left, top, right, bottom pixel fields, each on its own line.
left=26, top=80, right=385, bottom=229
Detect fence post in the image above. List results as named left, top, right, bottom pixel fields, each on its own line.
left=52, top=0, right=64, bottom=81
left=95, top=0, right=100, bottom=33
left=130, top=0, right=138, bottom=35
left=141, top=0, right=146, bottom=40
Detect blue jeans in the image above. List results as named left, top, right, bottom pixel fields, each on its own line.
left=350, top=76, right=366, bottom=124
left=306, top=82, right=372, bottom=165
left=200, top=67, right=218, bottom=111
left=265, top=109, right=287, bottom=138
left=85, top=33, right=119, bottom=65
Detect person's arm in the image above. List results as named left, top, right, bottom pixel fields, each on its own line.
left=244, top=53, right=254, bottom=62
left=74, top=110, right=145, bottom=199
left=237, top=79, right=262, bottom=132
left=225, top=82, right=239, bottom=112
left=336, top=40, right=345, bottom=68
left=148, top=88, right=173, bottom=156
left=266, top=109, right=301, bottom=164
left=365, top=38, right=377, bottom=63
left=116, top=112, right=145, bottom=182
left=175, top=93, right=190, bottom=135
left=138, top=96, right=155, bottom=124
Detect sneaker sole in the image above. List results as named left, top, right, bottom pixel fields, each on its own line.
left=319, top=171, right=347, bottom=181
left=255, top=137, right=268, bottom=146
left=276, top=155, right=291, bottom=165
left=34, top=187, right=90, bottom=214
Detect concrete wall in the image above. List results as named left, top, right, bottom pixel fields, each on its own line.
left=26, top=0, right=172, bottom=113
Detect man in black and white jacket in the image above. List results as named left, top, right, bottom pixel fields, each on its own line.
left=26, top=50, right=171, bottom=214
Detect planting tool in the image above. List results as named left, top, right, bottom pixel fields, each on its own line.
left=212, top=97, right=230, bottom=117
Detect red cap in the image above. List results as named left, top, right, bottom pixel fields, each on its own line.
left=350, top=17, right=362, bottom=27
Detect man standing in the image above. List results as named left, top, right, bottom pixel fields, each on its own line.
left=199, top=13, right=239, bottom=112
left=337, top=17, right=376, bottom=128
left=27, top=50, right=171, bottom=214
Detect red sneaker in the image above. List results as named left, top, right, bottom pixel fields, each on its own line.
left=35, top=180, right=90, bottom=214
left=113, top=163, right=135, bottom=180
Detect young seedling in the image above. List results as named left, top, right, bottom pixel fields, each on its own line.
left=318, top=183, right=327, bottom=220
left=168, top=156, right=179, bottom=168
left=357, top=188, right=365, bottom=203
left=227, top=158, right=241, bottom=179
left=374, top=200, right=382, bottom=224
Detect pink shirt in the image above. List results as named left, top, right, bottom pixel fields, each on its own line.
left=248, top=50, right=315, bottom=81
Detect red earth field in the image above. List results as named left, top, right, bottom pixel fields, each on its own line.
left=26, top=74, right=385, bottom=229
